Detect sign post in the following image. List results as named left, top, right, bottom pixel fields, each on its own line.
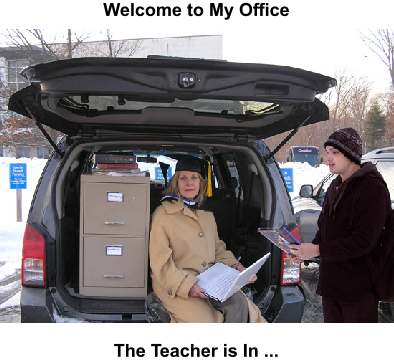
left=10, top=163, right=27, bottom=222
left=280, top=168, right=294, bottom=193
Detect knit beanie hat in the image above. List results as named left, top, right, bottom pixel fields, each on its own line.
left=324, top=128, right=362, bottom=165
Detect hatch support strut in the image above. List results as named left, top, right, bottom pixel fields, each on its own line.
left=35, top=121, right=64, bottom=157
left=23, top=104, right=64, bottom=157
left=265, top=115, right=311, bottom=162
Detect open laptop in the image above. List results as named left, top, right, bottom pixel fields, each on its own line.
left=197, top=252, right=270, bottom=302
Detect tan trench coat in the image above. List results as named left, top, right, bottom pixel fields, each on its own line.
left=149, top=200, right=266, bottom=323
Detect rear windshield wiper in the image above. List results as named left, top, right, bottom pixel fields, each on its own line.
left=244, top=104, right=282, bottom=116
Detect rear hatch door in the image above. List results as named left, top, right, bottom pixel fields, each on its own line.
left=8, top=57, right=336, bottom=139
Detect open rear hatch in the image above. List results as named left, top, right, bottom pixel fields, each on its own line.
left=8, top=57, right=336, bottom=142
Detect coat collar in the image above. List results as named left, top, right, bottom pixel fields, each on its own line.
left=161, top=199, right=199, bottom=220
left=326, top=162, right=384, bottom=217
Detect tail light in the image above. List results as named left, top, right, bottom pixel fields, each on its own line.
left=22, top=225, right=46, bottom=287
left=280, top=225, right=301, bottom=285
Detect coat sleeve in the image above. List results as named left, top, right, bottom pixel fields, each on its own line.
left=319, top=178, right=389, bottom=262
left=312, top=180, right=335, bottom=246
left=149, top=207, right=198, bottom=299
left=312, top=211, right=323, bottom=245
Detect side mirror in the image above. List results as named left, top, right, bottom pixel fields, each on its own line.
left=299, top=184, right=313, bottom=198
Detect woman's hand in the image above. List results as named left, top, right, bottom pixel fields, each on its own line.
left=188, top=283, right=209, bottom=298
left=236, top=264, right=257, bottom=284
left=288, top=243, right=320, bottom=260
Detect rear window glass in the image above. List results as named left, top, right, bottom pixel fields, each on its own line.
left=62, top=96, right=278, bottom=118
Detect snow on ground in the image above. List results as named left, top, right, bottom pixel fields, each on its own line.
left=0, top=156, right=329, bottom=309
left=280, top=162, right=329, bottom=200
left=0, top=157, right=47, bottom=309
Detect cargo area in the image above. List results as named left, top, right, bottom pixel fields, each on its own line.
left=51, top=139, right=278, bottom=321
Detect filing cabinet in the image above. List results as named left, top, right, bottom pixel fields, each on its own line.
left=79, top=174, right=150, bottom=298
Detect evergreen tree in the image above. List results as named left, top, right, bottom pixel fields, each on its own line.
left=365, top=102, right=386, bottom=152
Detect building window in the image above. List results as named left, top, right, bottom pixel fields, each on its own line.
left=37, top=147, right=50, bottom=159
left=7, top=59, right=29, bottom=93
left=16, top=147, right=30, bottom=158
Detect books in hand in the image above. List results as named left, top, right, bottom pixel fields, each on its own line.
left=196, top=253, right=270, bottom=302
left=258, top=227, right=300, bottom=256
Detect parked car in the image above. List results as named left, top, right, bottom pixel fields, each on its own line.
left=286, top=145, right=323, bottom=167
left=294, top=146, right=394, bottom=244
left=362, top=147, right=394, bottom=207
left=9, top=57, right=335, bottom=323
left=292, top=173, right=335, bottom=243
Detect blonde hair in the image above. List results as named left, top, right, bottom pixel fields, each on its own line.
left=163, top=171, right=207, bottom=206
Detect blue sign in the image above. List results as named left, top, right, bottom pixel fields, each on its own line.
left=155, top=167, right=172, bottom=180
left=10, top=163, right=27, bottom=189
left=281, top=168, right=294, bottom=192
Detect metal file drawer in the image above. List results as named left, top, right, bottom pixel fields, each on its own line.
left=81, top=236, right=146, bottom=297
left=83, top=181, right=147, bottom=236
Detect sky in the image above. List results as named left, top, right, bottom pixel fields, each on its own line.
left=1, top=1, right=393, bottom=96
left=1, top=0, right=393, bottom=358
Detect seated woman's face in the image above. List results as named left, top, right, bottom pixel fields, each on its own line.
left=178, top=171, right=200, bottom=201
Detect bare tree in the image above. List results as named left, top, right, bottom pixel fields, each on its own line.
left=374, top=90, right=394, bottom=146
left=348, top=76, right=373, bottom=143
left=74, top=30, right=143, bottom=58
left=105, top=30, right=143, bottom=57
left=359, top=29, right=394, bottom=89
left=266, top=69, right=374, bottom=162
left=0, top=29, right=94, bottom=62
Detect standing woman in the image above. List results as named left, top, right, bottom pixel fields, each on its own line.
left=149, top=156, right=265, bottom=323
left=290, top=128, right=391, bottom=322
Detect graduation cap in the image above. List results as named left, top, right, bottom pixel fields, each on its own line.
left=174, top=155, right=205, bottom=176
left=166, top=154, right=213, bottom=197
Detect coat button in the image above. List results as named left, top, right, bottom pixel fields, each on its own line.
left=198, top=232, right=204, bottom=237
left=202, top=262, right=207, bottom=267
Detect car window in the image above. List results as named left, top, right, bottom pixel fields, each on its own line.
left=313, top=174, right=335, bottom=206
left=375, top=161, right=394, bottom=201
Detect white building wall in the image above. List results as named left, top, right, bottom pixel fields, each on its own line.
left=74, top=35, right=223, bottom=60
left=133, top=35, right=223, bottom=59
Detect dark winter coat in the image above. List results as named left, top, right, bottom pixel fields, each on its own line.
left=312, top=162, right=391, bottom=302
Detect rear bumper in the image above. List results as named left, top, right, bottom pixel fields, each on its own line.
left=20, top=287, right=54, bottom=323
left=21, top=285, right=305, bottom=323
left=263, top=285, right=305, bottom=323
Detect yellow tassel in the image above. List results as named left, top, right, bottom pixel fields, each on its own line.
left=207, top=161, right=213, bottom=197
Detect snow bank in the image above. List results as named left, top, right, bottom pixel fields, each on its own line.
left=0, top=157, right=47, bottom=224
left=0, top=157, right=46, bottom=284
left=279, top=162, right=330, bottom=199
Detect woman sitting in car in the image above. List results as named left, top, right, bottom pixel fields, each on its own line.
left=149, top=155, right=265, bottom=323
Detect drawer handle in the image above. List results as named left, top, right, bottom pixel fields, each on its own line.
left=104, top=222, right=125, bottom=225
left=103, top=275, right=124, bottom=278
